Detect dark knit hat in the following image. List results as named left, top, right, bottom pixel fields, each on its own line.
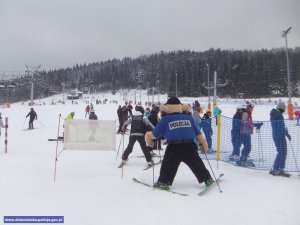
left=166, top=97, right=181, bottom=105
left=135, top=105, right=145, bottom=114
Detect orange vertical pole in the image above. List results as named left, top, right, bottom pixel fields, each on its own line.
left=288, top=103, right=294, bottom=120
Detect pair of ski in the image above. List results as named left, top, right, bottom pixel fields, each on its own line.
left=133, top=173, right=224, bottom=196
left=118, top=160, right=162, bottom=170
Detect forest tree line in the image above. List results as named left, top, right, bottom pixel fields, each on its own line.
left=1, top=48, right=300, bottom=103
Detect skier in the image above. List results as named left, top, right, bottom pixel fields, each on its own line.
left=145, top=97, right=214, bottom=190
left=201, top=109, right=213, bottom=152
left=194, top=100, right=200, bottom=110
left=26, top=108, right=37, bottom=129
left=88, top=109, right=98, bottom=141
left=85, top=105, right=90, bottom=117
left=148, top=105, right=162, bottom=151
left=294, top=110, right=300, bottom=126
left=236, top=102, right=263, bottom=167
left=89, top=109, right=98, bottom=120
left=144, top=107, right=151, bottom=118
left=269, top=102, right=291, bottom=176
left=229, top=106, right=246, bottom=161
left=66, top=112, right=75, bottom=120
left=192, top=106, right=202, bottom=150
left=127, top=103, right=133, bottom=117
left=117, top=105, right=124, bottom=133
left=58, top=112, right=75, bottom=141
left=119, top=105, right=155, bottom=167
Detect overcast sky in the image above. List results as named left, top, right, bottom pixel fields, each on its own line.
left=0, top=0, right=299, bottom=73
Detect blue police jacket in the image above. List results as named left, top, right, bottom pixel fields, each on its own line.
left=152, top=113, right=201, bottom=141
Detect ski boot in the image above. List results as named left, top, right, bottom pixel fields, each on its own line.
left=204, top=178, right=215, bottom=187
left=153, top=181, right=170, bottom=190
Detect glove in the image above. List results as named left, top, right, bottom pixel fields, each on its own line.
left=196, top=134, right=208, bottom=154
left=145, top=131, right=155, bottom=147
left=256, top=122, right=263, bottom=130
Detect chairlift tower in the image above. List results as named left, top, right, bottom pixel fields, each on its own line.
left=203, top=70, right=227, bottom=109
left=212, top=71, right=228, bottom=108
left=25, top=65, right=41, bottom=105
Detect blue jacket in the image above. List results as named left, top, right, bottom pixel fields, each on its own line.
left=270, top=108, right=285, bottom=140
left=201, top=113, right=212, bottom=134
left=152, top=113, right=201, bottom=141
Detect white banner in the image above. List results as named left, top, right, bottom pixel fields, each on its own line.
left=64, top=119, right=116, bottom=150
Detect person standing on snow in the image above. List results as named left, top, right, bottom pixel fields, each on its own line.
left=117, top=105, right=124, bottom=134
left=229, top=106, right=247, bottom=161
left=236, top=102, right=263, bottom=167
left=26, top=108, right=37, bottom=129
left=145, top=97, right=214, bottom=190
left=85, top=105, right=90, bottom=117
left=192, top=106, right=202, bottom=151
left=66, top=112, right=75, bottom=120
left=194, top=100, right=200, bottom=110
left=89, top=109, right=98, bottom=120
left=148, top=105, right=162, bottom=151
left=201, top=109, right=213, bottom=152
left=118, top=105, right=155, bottom=168
left=270, top=102, right=291, bottom=176
left=294, top=110, right=300, bottom=126
left=88, top=109, right=98, bottom=141
left=60, top=112, right=75, bottom=140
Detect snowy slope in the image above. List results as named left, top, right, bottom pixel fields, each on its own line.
left=0, top=91, right=299, bottom=225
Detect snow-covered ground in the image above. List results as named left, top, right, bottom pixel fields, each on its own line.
left=0, top=90, right=299, bottom=225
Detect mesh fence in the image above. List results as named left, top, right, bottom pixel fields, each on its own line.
left=202, top=116, right=300, bottom=172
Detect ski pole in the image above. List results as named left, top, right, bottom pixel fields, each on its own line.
left=203, top=151, right=223, bottom=193
left=288, top=139, right=300, bottom=176
left=121, top=133, right=125, bottom=178
left=37, top=119, right=45, bottom=127
left=116, top=134, right=124, bottom=160
left=152, top=158, right=155, bottom=186
left=157, top=139, right=162, bottom=161
left=54, top=114, right=61, bottom=182
left=23, top=117, right=27, bottom=127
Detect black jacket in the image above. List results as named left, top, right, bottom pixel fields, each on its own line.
left=26, top=111, right=37, bottom=121
left=89, top=112, right=98, bottom=120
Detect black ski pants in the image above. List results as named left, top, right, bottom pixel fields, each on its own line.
left=122, top=135, right=152, bottom=162
left=158, top=142, right=211, bottom=185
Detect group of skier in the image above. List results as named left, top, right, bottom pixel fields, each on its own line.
left=229, top=102, right=263, bottom=167
left=229, top=101, right=292, bottom=176
left=117, top=96, right=296, bottom=192
left=117, top=97, right=215, bottom=190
